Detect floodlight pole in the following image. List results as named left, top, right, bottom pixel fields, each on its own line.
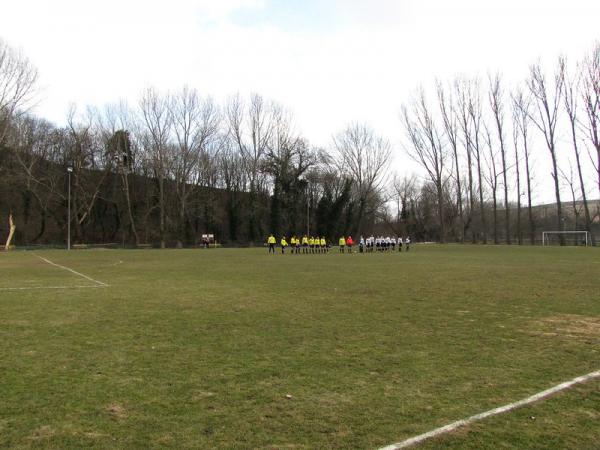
left=67, top=166, right=73, bottom=250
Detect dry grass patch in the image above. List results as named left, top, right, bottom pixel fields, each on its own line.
left=527, top=314, right=600, bottom=340
left=82, top=430, right=108, bottom=439
left=105, top=403, right=127, bottom=421
left=27, top=425, right=55, bottom=441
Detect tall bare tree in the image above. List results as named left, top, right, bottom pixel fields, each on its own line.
left=510, top=96, right=523, bottom=245
left=455, top=78, right=477, bottom=242
left=0, top=38, right=38, bottom=145
left=438, top=81, right=464, bottom=241
left=333, top=123, right=391, bottom=236
left=402, top=90, right=448, bottom=242
left=95, top=103, right=140, bottom=246
left=219, top=136, right=247, bottom=242
left=139, top=88, right=172, bottom=248
left=563, top=62, right=594, bottom=244
left=527, top=60, right=565, bottom=243
left=581, top=43, right=600, bottom=217
left=66, top=106, right=114, bottom=242
left=226, top=93, right=273, bottom=241
left=169, top=87, right=220, bottom=246
left=489, top=72, right=511, bottom=244
left=468, top=84, right=488, bottom=243
left=513, top=90, right=536, bottom=245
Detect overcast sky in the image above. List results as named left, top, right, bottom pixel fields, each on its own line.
left=1, top=0, right=599, bottom=202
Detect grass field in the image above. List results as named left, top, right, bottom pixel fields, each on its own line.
left=1, top=245, right=599, bottom=449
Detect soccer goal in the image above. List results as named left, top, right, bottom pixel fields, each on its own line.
left=542, top=231, right=590, bottom=246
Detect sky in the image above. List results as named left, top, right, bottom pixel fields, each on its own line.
left=1, top=0, right=599, bottom=203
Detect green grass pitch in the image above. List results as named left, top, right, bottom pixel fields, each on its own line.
left=1, top=245, right=599, bottom=449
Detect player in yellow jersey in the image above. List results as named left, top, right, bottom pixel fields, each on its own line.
left=320, top=236, right=327, bottom=253
left=301, top=235, right=309, bottom=254
left=267, top=234, right=276, bottom=254
left=280, top=236, right=288, bottom=254
left=338, top=236, right=346, bottom=253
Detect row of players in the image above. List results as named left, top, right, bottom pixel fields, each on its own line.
left=266, top=234, right=411, bottom=254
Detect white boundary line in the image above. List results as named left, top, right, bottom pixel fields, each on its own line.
left=380, top=369, right=600, bottom=450
left=33, top=253, right=109, bottom=287
left=0, top=285, right=106, bottom=291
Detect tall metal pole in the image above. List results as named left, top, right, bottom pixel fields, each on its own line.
left=306, top=182, right=310, bottom=237
left=67, top=167, right=72, bottom=250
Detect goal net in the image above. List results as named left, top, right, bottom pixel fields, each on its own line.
left=542, top=231, right=590, bottom=246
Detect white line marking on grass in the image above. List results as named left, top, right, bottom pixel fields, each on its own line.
left=380, top=369, right=600, bottom=450
left=33, top=254, right=109, bottom=287
left=0, top=285, right=106, bottom=291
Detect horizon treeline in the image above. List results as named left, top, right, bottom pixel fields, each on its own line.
left=1, top=38, right=599, bottom=247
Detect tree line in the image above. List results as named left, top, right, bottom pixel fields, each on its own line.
left=1, top=38, right=598, bottom=247
left=400, top=44, right=600, bottom=245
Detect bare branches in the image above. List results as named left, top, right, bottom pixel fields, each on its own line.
left=333, top=122, right=391, bottom=200
left=402, top=89, right=448, bottom=241
left=527, top=58, right=566, bottom=237
left=0, top=38, right=38, bottom=144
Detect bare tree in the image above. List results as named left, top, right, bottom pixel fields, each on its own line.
left=510, top=95, right=523, bottom=245
left=93, top=102, right=141, bottom=246
left=264, top=105, right=314, bottom=235
left=563, top=62, right=594, bottom=244
left=513, top=89, right=536, bottom=245
left=169, top=87, right=220, bottom=247
left=333, top=123, right=391, bottom=236
left=402, top=89, right=448, bottom=242
left=139, top=88, right=172, bottom=248
left=468, top=84, right=488, bottom=244
left=0, top=39, right=38, bottom=244
left=483, top=124, right=500, bottom=244
left=389, top=173, right=419, bottom=235
left=438, top=81, right=464, bottom=241
left=0, top=38, right=38, bottom=144
left=219, top=137, right=247, bottom=242
left=527, top=60, right=565, bottom=243
left=66, top=106, right=114, bottom=242
left=488, top=72, right=511, bottom=244
left=226, top=93, right=273, bottom=241
left=455, top=78, right=477, bottom=242
left=8, top=115, right=65, bottom=241
left=391, top=173, right=418, bottom=221
left=580, top=43, right=600, bottom=219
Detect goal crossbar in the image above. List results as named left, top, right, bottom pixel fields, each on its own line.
left=542, top=231, right=590, bottom=246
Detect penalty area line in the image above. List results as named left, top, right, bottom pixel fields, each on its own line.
left=33, top=253, right=109, bottom=287
left=380, top=369, right=600, bottom=450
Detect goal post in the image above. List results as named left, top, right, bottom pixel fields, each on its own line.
left=542, top=231, right=590, bottom=246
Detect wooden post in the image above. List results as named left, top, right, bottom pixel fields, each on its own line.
left=4, top=214, right=16, bottom=251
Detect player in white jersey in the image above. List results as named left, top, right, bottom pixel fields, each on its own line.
left=405, top=236, right=411, bottom=251
left=398, top=236, right=403, bottom=252
left=391, top=236, right=396, bottom=251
